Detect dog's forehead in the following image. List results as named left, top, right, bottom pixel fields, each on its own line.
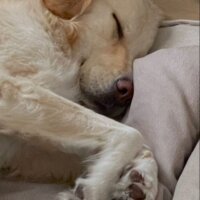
left=80, top=0, right=144, bottom=34
left=78, top=0, right=162, bottom=58
left=89, top=0, right=144, bottom=20
left=82, top=0, right=150, bottom=34
left=106, top=0, right=138, bottom=15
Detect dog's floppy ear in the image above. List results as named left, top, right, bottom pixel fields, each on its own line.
left=43, top=0, right=92, bottom=19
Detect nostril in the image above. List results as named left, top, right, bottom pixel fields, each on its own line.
left=116, top=78, right=133, bottom=104
left=118, top=87, right=129, bottom=95
left=117, top=84, right=129, bottom=96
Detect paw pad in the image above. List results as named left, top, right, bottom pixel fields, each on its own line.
left=130, top=170, right=144, bottom=184
left=129, top=184, right=146, bottom=200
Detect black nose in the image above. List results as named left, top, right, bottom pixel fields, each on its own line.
left=115, top=78, right=134, bottom=105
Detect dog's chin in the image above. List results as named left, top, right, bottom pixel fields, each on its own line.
left=79, top=98, right=130, bottom=120
left=94, top=101, right=129, bottom=120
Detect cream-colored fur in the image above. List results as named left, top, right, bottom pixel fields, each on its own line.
left=0, top=0, right=163, bottom=199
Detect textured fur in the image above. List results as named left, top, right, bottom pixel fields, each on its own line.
left=0, top=0, right=163, bottom=199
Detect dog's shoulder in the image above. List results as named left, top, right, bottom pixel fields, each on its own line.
left=0, top=0, right=79, bottom=98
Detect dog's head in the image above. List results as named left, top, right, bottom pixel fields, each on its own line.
left=44, top=0, right=163, bottom=119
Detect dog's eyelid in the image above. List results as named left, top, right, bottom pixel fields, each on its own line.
left=80, top=58, right=86, bottom=66
left=112, top=13, right=124, bottom=39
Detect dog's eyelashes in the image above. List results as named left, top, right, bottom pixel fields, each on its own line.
left=112, top=13, right=124, bottom=39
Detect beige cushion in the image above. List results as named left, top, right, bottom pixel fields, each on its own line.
left=173, top=142, right=199, bottom=200
left=126, top=46, right=199, bottom=199
left=153, top=0, right=199, bottom=20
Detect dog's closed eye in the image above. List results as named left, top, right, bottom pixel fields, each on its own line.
left=112, top=13, right=124, bottom=39
left=80, top=58, right=86, bottom=67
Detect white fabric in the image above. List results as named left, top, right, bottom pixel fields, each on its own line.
left=152, top=20, right=199, bottom=51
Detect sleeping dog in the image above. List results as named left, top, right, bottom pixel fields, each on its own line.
left=0, top=0, right=163, bottom=199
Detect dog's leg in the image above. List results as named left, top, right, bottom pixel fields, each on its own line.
left=0, top=77, right=157, bottom=200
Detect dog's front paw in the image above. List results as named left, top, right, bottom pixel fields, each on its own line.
left=73, top=148, right=158, bottom=200
left=112, top=152, right=158, bottom=200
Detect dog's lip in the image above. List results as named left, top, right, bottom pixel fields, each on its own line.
left=94, top=100, right=115, bottom=110
left=79, top=97, right=130, bottom=120
left=94, top=99, right=130, bottom=119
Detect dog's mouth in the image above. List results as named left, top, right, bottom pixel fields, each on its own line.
left=79, top=78, right=133, bottom=120
left=80, top=97, right=130, bottom=120
left=96, top=102, right=129, bottom=120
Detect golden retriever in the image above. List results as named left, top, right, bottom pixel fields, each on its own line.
left=0, top=0, right=163, bottom=199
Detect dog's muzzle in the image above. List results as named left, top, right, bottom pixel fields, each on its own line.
left=81, top=77, right=134, bottom=120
